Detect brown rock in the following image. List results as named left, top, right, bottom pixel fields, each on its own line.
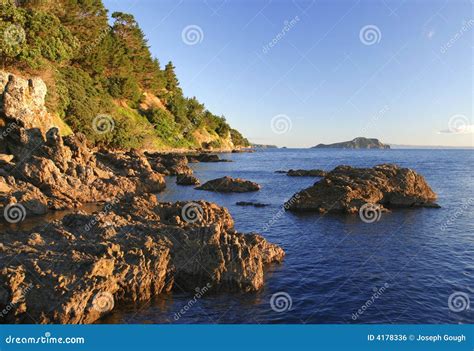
left=285, top=164, right=439, bottom=213
left=176, top=174, right=200, bottom=185
left=0, top=196, right=284, bottom=324
left=196, top=176, right=260, bottom=193
left=286, top=169, right=327, bottom=177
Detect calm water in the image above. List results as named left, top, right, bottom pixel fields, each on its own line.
left=64, top=149, right=474, bottom=323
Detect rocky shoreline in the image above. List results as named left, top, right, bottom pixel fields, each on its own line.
left=0, top=71, right=441, bottom=325
left=0, top=72, right=283, bottom=324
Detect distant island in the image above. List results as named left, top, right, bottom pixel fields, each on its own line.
left=312, top=137, right=390, bottom=149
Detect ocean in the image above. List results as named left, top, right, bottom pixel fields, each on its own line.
left=100, top=148, right=474, bottom=324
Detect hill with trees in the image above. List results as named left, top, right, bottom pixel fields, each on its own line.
left=0, top=0, right=249, bottom=149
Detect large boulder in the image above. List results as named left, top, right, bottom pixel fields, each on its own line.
left=0, top=71, right=55, bottom=133
left=196, top=176, right=260, bottom=193
left=285, top=164, right=439, bottom=213
left=0, top=195, right=284, bottom=324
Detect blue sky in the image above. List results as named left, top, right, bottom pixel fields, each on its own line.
left=104, top=0, right=473, bottom=147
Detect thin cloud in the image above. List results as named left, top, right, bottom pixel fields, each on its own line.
left=438, top=124, right=474, bottom=134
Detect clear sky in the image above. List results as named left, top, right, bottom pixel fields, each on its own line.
left=103, top=0, right=473, bottom=147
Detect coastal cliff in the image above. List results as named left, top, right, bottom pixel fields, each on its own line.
left=312, top=137, right=390, bottom=149
left=0, top=0, right=248, bottom=151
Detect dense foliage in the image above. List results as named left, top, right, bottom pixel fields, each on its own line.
left=0, top=0, right=249, bottom=149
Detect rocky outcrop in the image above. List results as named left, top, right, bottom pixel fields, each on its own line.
left=196, top=176, right=260, bottom=193
left=286, top=169, right=327, bottom=177
left=0, top=71, right=55, bottom=134
left=0, top=195, right=284, bottom=324
left=145, top=152, right=193, bottom=175
left=285, top=164, right=439, bottom=213
left=312, top=137, right=390, bottom=149
left=186, top=153, right=232, bottom=163
left=176, top=174, right=200, bottom=185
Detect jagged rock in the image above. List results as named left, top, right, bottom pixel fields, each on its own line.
left=0, top=154, right=13, bottom=163
left=285, top=164, right=439, bottom=213
left=196, top=176, right=260, bottom=193
left=286, top=169, right=327, bottom=177
left=0, top=195, right=284, bottom=324
left=176, top=174, right=200, bottom=185
left=145, top=152, right=193, bottom=175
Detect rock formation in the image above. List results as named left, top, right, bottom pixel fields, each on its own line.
left=0, top=195, right=284, bottom=324
left=196, top=176, right=261, bottom=193
left=286, top=169, right=327, bottom=177
left=285, top=164, right=439, bottom=213
left=312, top=137, right=390, bottom=149
left=176, top=174, right=200, bottom=185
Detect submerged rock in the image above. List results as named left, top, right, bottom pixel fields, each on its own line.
left=286, top=169, right=327, bottom=177
left=196, top=176, right=260, bottom=193
left=0, top=195, right=284, bottom=324
left=285, top=164, right=439, bottom=213
left=236, top=201, right=269, bottom=207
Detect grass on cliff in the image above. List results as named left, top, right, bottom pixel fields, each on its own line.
left=0, top=0, right=250, bottom=150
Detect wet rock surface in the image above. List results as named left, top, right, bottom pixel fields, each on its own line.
left=196, top=176, right=261, bottom=193
left=0, top=195, right=284, bottom=324
left=286, top=164, right=439, bottom=213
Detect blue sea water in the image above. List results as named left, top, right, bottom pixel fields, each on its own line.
left=102, top=149, right=473, bottom=324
